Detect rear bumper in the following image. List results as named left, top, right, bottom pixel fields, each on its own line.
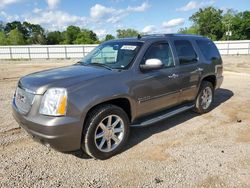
left=216, top=76, right=223, bottom=89
left=12, top=101, right=83, bottom=152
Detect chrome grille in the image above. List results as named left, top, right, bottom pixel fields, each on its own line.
left=14, top=87, right=35, bottom=114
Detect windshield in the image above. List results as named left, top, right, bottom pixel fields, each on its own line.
left=79, top=42, right=143, bottom=69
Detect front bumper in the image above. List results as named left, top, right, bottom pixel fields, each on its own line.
left=12, top=100, right=83, bottom=152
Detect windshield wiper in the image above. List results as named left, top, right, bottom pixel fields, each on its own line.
left=75, top=62, right=113, bottom=70
left=88, top=63, right=113, bottom=70
left=75, top=61, right=83, bottom=65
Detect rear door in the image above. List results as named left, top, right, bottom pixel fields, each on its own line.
left=172, top=39, right=202, bottom=102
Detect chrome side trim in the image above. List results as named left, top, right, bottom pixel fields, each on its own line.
left=138, top=85, right=197, bottom=103
left=138, top=90, right=179, bottom=103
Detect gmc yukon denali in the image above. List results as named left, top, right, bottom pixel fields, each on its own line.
left=12, top=34, right=223, bottom=159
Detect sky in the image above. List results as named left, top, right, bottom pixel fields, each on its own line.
left=0, top=0, right=250, bottom=38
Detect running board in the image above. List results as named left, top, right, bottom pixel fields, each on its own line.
left=131, top=104, right=194, bottom=127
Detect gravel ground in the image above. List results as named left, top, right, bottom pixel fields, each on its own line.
left=0, top=56, right=250, bottom=187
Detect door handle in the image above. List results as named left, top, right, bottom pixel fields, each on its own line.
left=168, top=73, right=179, bottom=78
left=196, top=68, right=204, bottom=72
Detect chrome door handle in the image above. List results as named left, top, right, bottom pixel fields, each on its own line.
left=168, top=73, right=179, bottom=78
left=196, top=68, right=204, bottom=72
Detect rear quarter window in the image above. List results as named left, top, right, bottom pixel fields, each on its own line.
left=196, top=40, right=221, bottom=62
left=174, top=40, right=197, bottom=65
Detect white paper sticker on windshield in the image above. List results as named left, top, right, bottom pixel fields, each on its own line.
left=121, top=45, right=137, bottom=50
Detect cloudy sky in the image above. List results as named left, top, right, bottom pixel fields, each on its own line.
left=0, top=0, right=249, bottom=38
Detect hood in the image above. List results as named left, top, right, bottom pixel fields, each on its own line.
left=19, top=64, right=112, bottom=94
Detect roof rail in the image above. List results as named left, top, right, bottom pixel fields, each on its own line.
left=140, top=34, right=167, bottom=38
left=137, top=33, right=203, bottom=39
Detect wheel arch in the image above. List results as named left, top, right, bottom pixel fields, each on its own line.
left=200, top=74, right=216, bottom=89
left=84, top=97, right=133, bottom=126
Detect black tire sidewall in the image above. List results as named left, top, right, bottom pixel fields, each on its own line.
left=83, top=105, right=130, bottom=160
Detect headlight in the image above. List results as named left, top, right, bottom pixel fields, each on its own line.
left=39, top=88, right=67, bottom=116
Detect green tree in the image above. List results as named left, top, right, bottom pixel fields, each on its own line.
left=62, top=25, right=81, bottom=44
left=190, top=7, right=224, bottom=40
left=4, top=21, right=28, bottom=39
left=74, top=29, right=99, bottom=44
left=8, top=29, right=26, bottom=45
left=47, top=31, right=63, bottom=44
left=0, top=31, right=8, bottom=45
left=178, top=26, right=198, bottom=34
left=23, top=22, right=46, bottom=44
left=238, top=11, right=250, bottom=39
left=221, top=10, right=250, bottom=40
left=104, top=34, right=115, bottom=41
left=116, top=29, right=139, bottom=38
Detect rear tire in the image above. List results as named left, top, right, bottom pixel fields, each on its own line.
left=194, top=81, right=214, bottom=114
left=82, top=104, right=130, bottom=160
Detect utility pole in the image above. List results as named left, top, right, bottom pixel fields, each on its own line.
left=226, top=22, right=232, bottom=41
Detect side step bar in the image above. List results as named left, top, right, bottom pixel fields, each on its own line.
left=131, top=104, right=194, bottom=127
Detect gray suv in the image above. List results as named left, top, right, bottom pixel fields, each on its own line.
left=12, top=34, right=223, bottom=159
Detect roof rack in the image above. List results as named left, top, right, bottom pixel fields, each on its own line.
left=137, top=33, right=203, bottom=39
left=138, top=34, right=167, bottom=39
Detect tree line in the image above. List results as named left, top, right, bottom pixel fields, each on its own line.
left=178, top=7, right=250, bottom=40
left=0, top=21, right=139, bottom=45
left=0, top=6, right=249, bottom=45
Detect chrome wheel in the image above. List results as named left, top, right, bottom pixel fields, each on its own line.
left=94, top=115, right=125, bottom=152
left=201, top=86, right=212, bottom=110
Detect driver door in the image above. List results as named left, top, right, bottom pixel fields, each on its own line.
left=133, top=42, right=181, bottom=117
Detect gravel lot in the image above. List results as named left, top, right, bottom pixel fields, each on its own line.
left=0, top=56, right=250, bottom=187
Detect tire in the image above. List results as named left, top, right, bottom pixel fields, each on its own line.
left=82, top=104, right=130, bottom=160
left=194, top=81, right=214, bottom=114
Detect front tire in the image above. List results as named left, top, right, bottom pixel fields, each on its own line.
left=82, top=104, right=130, bottom=160
left=194, top=81, right=214, bottom=114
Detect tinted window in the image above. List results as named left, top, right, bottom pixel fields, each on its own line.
left=196, top=40, right=220, bottom=61
left=174, top=40, right=197, bottom=65
left=143, top=43, right=174, bottom=68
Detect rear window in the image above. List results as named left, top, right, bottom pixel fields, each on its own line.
left=196, top=40, right=221, bottom=61
left=174, top=40, right=197, bottom=65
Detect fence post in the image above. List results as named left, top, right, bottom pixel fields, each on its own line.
left=28, top=47, right=31, bottom=60
left=227, top=42, right=230, bottom=55
left=9, top=47, right=13, bottom=59
left=248, top=42, right=250, bottom=55
left=46, top=47, right=49, bottom=59
left=82, top=46, right=85, bottom=57
left=64, top=46, right=67, bottom=59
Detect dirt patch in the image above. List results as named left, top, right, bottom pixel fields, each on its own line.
left=237, top=128, right=250, bottom=143
left=144, top=145, right=170, bottom=161
left=200, top=176, right=226, bottom=188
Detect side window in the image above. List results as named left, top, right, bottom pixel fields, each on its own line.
left=174, top=40, right=197, bottom=65
left=143, top=43, right=174, bottom=68
left=196, top=39, right=220, bottom=61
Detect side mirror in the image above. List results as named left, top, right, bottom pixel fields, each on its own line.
left=140, top=59, right=164, bottom=71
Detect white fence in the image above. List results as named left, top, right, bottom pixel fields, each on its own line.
left=215, top=40, right=250, bottom=55
left=0, top=44, right=97, bottom=60
left=0, top=40, right=249, bottom=60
